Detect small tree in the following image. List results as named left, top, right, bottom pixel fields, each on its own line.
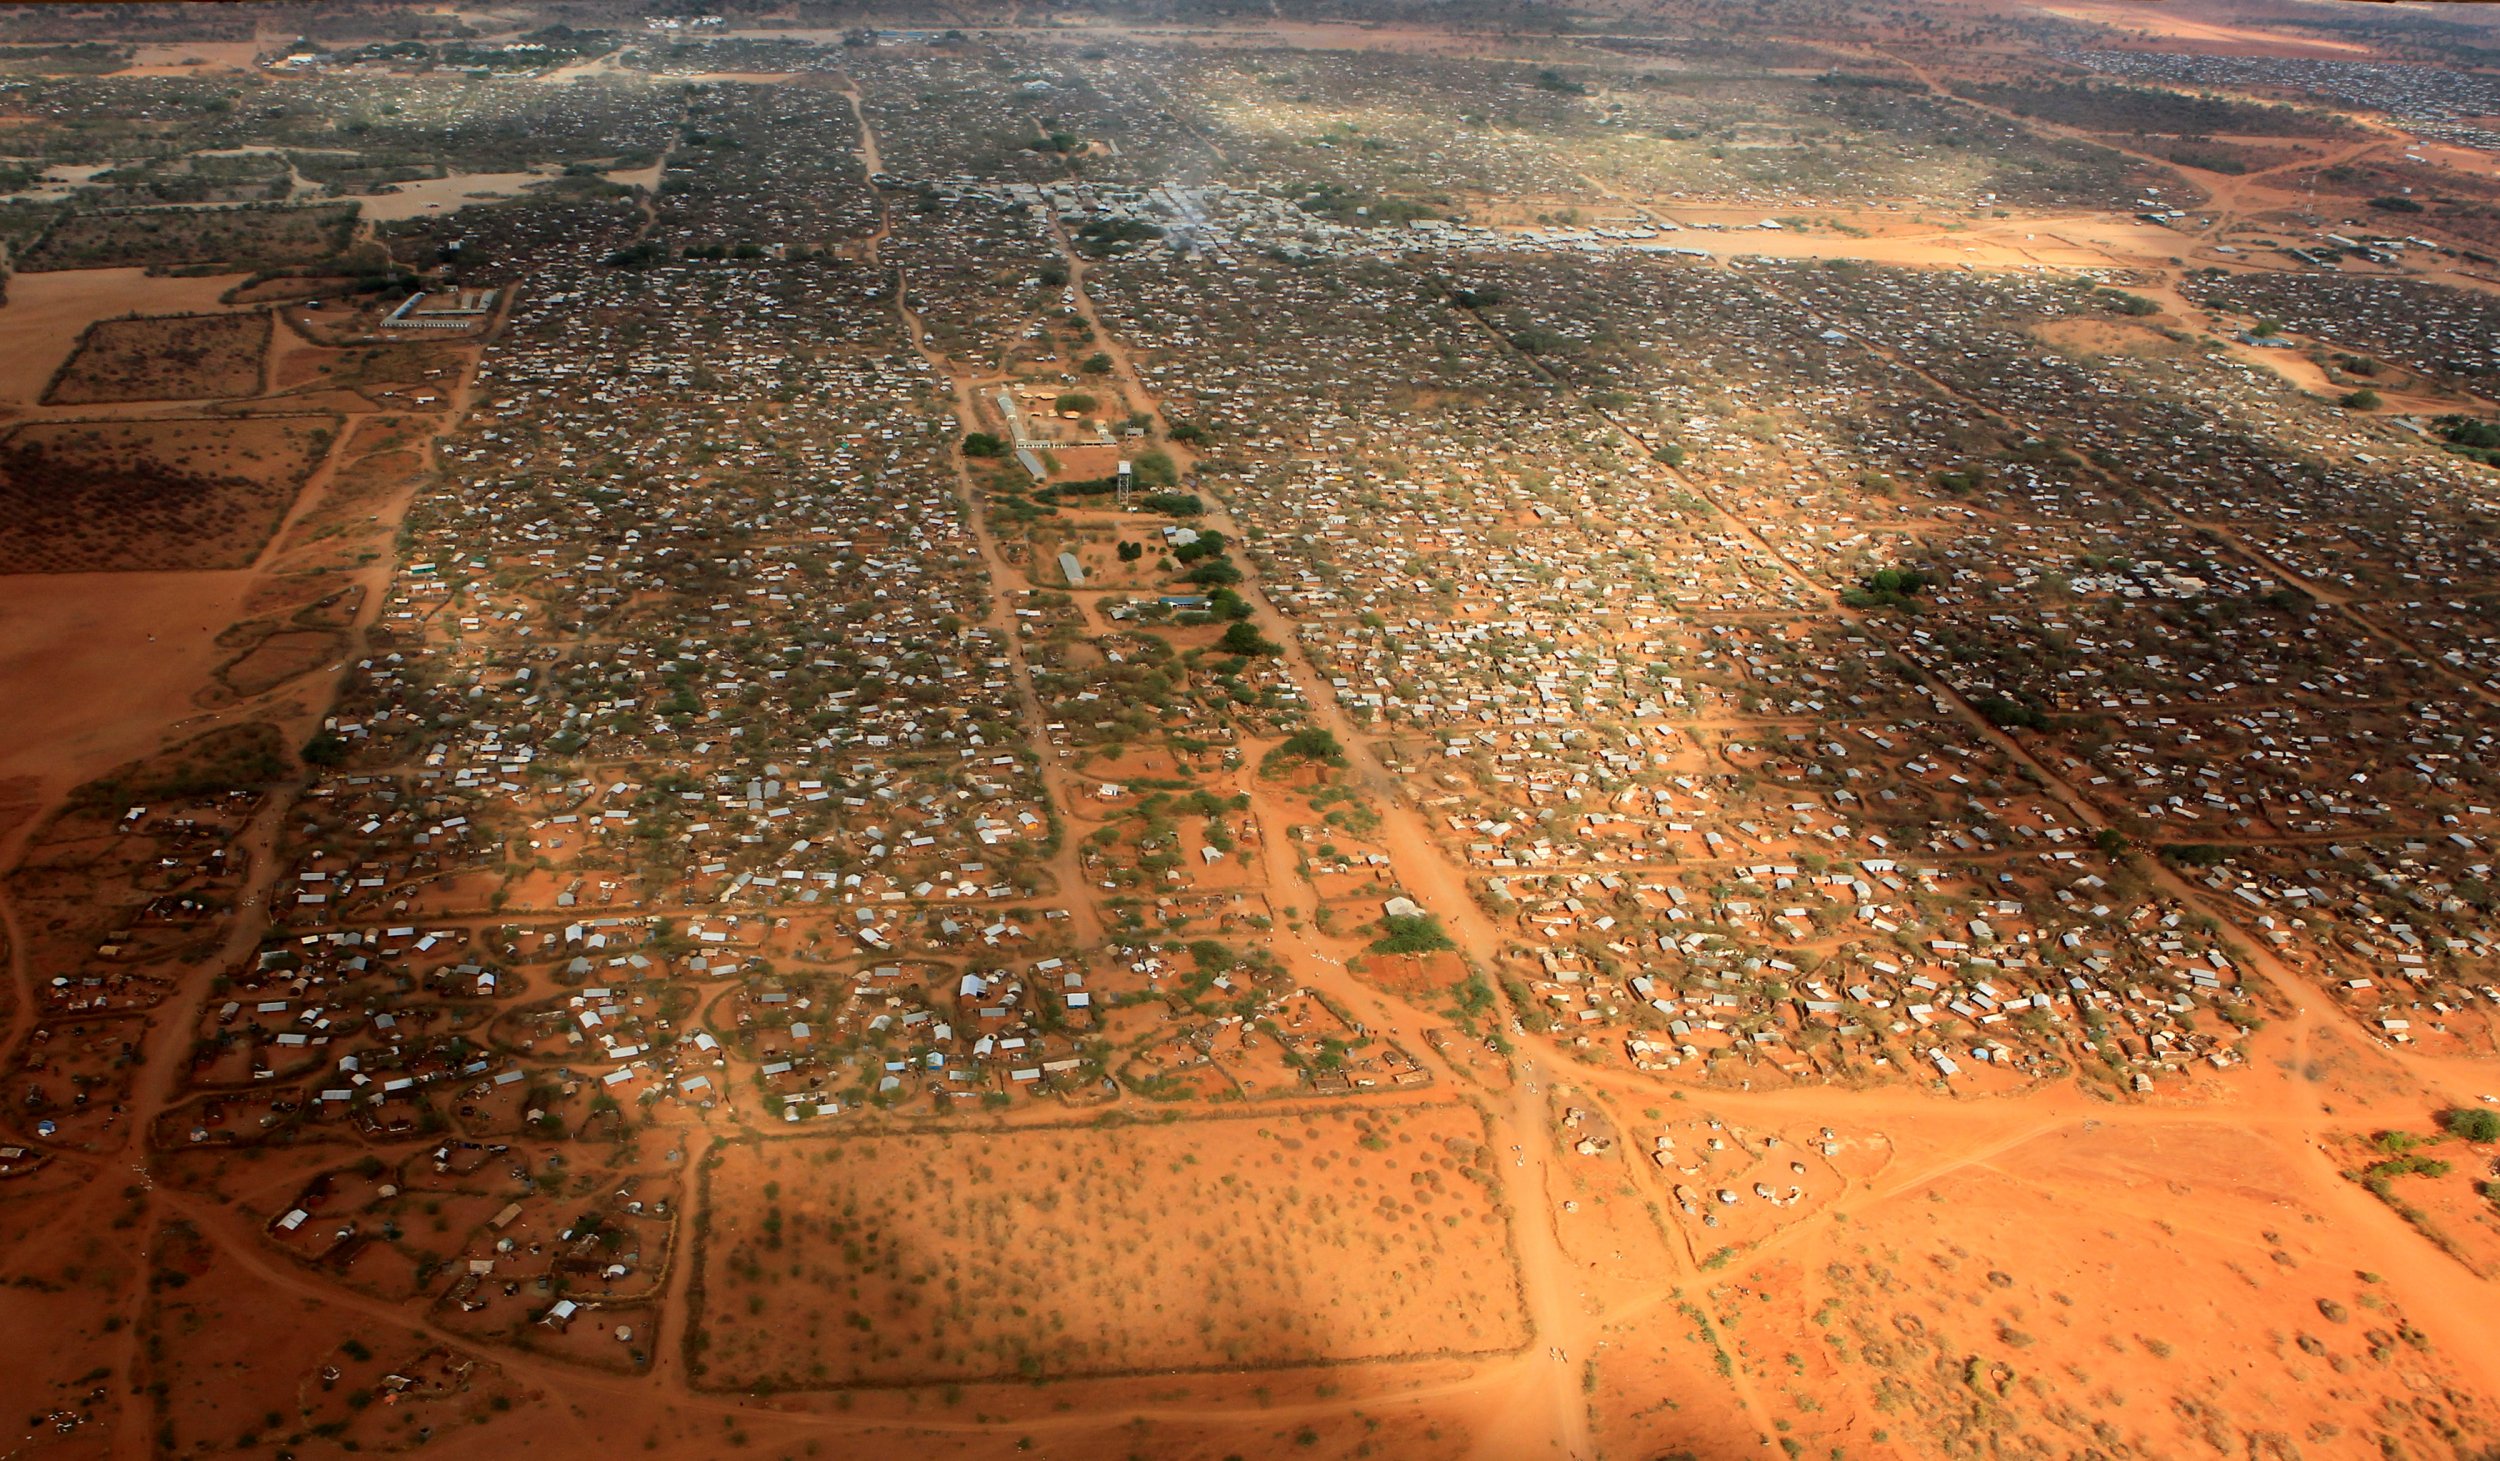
left=1219, top=621, right=1279, bottom=657
left=1132, top=446, right=1179, bottom=488
left=1262, top=729, right=1344, bottom=776
left=1372, top=914, right=1455, bottom=955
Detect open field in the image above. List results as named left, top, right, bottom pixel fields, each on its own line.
left=694, top=1105, right=1527, bottom=1387
left=0, top=571, right=268, bottom=785
left=1593, top=1106, right=2500, bottom=1459
left=0, top=415, right=330, bottom=573
left=0, top=267, right=251, bottom=405
left=20, top=204, right=360, bottom=274
left=44, top=309, right=270, bottom=403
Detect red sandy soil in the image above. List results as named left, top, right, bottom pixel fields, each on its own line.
left=0, top=269, right=251, bottom=409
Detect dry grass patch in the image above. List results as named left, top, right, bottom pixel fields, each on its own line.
left=0, top=415, right=330, bottom=572
left=45, top=310, right=269, bottom=403
left=22, top=204, right=356, bottom=272
left=693, top=1103, right=1527, bottom=1388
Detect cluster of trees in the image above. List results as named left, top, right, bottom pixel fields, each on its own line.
left=1955, top=78, right=2356, bottom=140
left=1841, top=566, right=1932, bottom=611
left=1257, top=730, right=1344, bottom=780
left=1072, top=216, right=1162, bottom=256
left=2438, top=415, right=2500, bottom=467
left=1974, top=694, right=2050, bottom=732
left=1265, top=729, right=1345, bottom=770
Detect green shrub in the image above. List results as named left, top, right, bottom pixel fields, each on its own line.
left=1842, top=566, right=1932, bottom=611
left=2445, top=1107, right=2500, bottom=1143
left=1372, top=914, right=1455, bottom=955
